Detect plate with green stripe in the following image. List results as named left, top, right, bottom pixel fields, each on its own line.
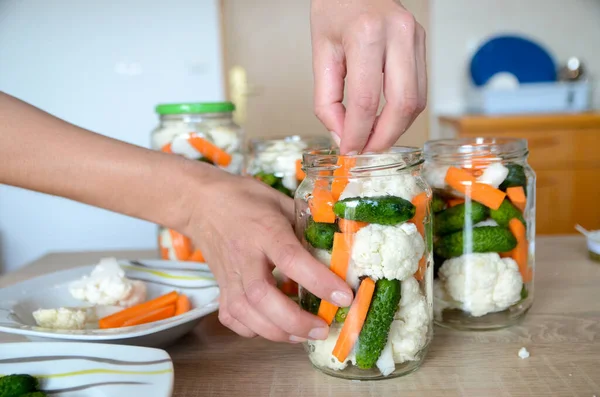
left=0, top=342, right=173, bottom=396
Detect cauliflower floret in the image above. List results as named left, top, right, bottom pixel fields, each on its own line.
left=69, top=257, right=141, bottom=306
left=389, top=277, right=430, bottom=363
left=170, top=133, right=204, bottom=159
left=437, top=253, right=523, bottom=317
left=474, top=219, right=499, bottom=228
left=208, top=125, right=240, bottom=152
left=376, top=337, right=395, bottom=376
left=32, top=307, right=88, bottom=330
left=340, top=173, right=420, bottom=202
left=225, top=152, right=244, bottom=174
left=252, top=140, right=306, bottom=191
left=117, top=280, right=148, bottom=308
left=308, top=325, right=356, bottom=371
left=433, top=279, right=459, bottom=321
left=351, top=223, right=424, bottom=281
left=423, top=163, right=449, bottom=190
left=308, top=247, right=332, bottom=267
left=477, top=162, right=509, bottom=188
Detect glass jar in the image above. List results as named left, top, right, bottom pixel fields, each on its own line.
left=423, top=137, right=535, bottom=330
left=295, top=148, right=433, bottom=380
left=151, top=102, right=243, bottom=174
left=245, top=135, right=330, bottom=297
left=245, top=135, right=331, bottom=198
left=151, top=102, right=242, bottom=262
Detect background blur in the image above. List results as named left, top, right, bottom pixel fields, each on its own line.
left=0, top=0, right=598, bottom=272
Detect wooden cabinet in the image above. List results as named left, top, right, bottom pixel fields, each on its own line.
left=438, top=113, right=600, bottom=235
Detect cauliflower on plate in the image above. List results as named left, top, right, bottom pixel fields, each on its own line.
left=32, top=307, right=88, bottom=330
left=351, top=223, right=424, bottom=281
left=436, top=253, right=523, bottom=317
left=308, top=325, right=356, bottom=371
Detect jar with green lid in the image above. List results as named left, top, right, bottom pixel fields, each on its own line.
left=151, top=102, right=243, bottom=174
left=151, top=102, right=243, bottom=263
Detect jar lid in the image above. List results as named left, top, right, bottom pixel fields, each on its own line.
left=155, top=102, right=235, bottom=115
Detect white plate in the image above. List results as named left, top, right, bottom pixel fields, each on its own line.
left=0, top=342, right=174, bottom=397
left=0, top=259, right=219, bottom=347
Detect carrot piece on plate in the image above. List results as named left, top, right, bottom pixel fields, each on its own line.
left=506, top=186, right=526, bottom=212
left=99, top=291, right=179, bottom=329
left=175, top=294, right=192, bottom=316
left=187, top=135, right=232, bottom=166
left=122, top=305, right=176, bottom=327
left=332, top=277, right=376, bottom=362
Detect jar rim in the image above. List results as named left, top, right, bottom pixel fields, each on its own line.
left=302, top=146, right=424, bottom=174
left=424, top=137, right=528, bottom=163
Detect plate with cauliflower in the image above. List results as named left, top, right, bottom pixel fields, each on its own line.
left=0, top=257, right=219, bottom=347
left=0, top=342, right=173, bottom=396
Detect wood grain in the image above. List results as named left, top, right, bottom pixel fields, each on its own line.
left=1, top=237, right=599, bottom=396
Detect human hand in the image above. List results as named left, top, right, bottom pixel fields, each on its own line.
left=311, top=0, right=427, bottom=154
left=182, top=168, right=353, bottom=342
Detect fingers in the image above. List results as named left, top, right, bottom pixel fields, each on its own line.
left=261, top=219, right=353, bottom=307
left=415, top=23, right=428, bottom=116
left=362, top=15, right=423, bottom=153
left=312, top=39, right=346, bottom=137
left=217, top=289, right=257, bottom=338
left=339, top=16, right=385, bottom=155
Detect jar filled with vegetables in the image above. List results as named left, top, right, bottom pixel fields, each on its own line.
left=245, top=135, right=331, bottom=198
left=152, top=102, right=243, bottom=262
left=423, top=138, right=535, bottom=330
left=295, top=148, right=433, bottom=380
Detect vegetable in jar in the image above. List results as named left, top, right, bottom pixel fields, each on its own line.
left=295, top=148, right=433, bottom=380
left=424, top=138, right=535, bottom=330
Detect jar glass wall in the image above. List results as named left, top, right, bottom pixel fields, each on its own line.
left=423, top=137, right=535, bottom=330
left=295, top=148, right=433, bottom=380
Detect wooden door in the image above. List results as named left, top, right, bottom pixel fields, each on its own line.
left=220, top=0, right=430, bottom=147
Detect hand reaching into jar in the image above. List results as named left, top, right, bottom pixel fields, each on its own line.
left=0, top=92, right=353, bottom=342
left=311, top=0, right=427, bottom=154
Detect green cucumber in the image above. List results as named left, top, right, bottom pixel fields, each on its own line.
left=304, top=219, right=338, bottom=250
left=499, top=164, right=527, bottom=191
left=355, top=279, right=402, bottom=369
left=335, top=307, right=350, bottom=323
left=435, top=226, right=517, bottom=258
left=490, top=199, right=525, bottom=228
left=434, top=202, right=489, bottom=235
left=0, top=374, right=40, bottom=397
left=333, top=196, right=415, bottom=225
left=432, top=194, right=446, bottom=213
left=299, top=291, right=321, bottom=315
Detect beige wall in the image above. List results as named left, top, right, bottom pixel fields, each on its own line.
left=430, top=0, right=600, bottom=137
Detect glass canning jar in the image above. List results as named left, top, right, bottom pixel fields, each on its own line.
left=151, top=102, right=243, bottom=263
left=423, top=137, right=535, bottom=330
left=295, top=147, right=433, bottom=380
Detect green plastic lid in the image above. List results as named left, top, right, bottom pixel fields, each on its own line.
left=155, top=102, right=235, bottom=115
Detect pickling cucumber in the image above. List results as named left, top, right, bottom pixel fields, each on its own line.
left=333, top=196, right=415, bottom=225
left=355, top=279, right=402, bottom=369
left=435, top=226, right=517, bottom=258
left=490, top=199, right=525, bottom=227
left=432, top=194, right=446, bottom=213
left=304, top=219, right=338, bottom=250
left=434, top=202, right=489, bottom=235
left=299, top=290, right=321, bottom=315
left=499, top=164, right=527, bottom=191
left=335, top=306, right=350, bottom=323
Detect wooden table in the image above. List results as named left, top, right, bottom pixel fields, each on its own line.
left=1, top=236, right=599, bottom=396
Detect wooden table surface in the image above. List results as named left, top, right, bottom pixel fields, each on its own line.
left=1, top=236, right=599, bottom=397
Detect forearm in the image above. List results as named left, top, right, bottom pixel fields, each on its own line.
left=0, top=91, right=210, bottom=231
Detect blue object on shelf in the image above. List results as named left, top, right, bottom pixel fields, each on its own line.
left=470, top=35, right=557, bottom=87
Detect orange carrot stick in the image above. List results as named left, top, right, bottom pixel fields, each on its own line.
left=447, top=198, right=465, bottom=208
left=410, top=192, right=430, bottom=281
left=332, top=277, right=376, bottom=362
left=317, top=233, right=354, bottom=324
left=331, top=157, right=356, bottom=201
left=175, top=294, right=191, bottom=316
left=296, top=159, right=306, bottom=181
left=122, top=305, right=176, bottom=327
left=506, top=186, right=526, bottom=212
left=338, top=219, right=368, bottom=234
left=188, top=135, right=232, bottom=167
left=445, top=167, right=506, bottom=210
left=414, top=256, right=427, bottom=281
left=160, top=247, right=169, bottom=260
left=188, top=249, right=205, bottom=262
left=161, top=143, right=173, bottom=154
left=508, top=218, right=531, bottom=282
left=308, top=183, right=336, bottom=223
left=99, top=291, right=179, bottom=329
left=169, top=230, right=192, bottom=261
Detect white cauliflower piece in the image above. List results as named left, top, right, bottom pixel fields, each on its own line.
left=389, top=277, right=430, bottom=363
left=309, top=247, right=332, bottom=267
left=208, top=125, right=240, bottom=152
left=308, top=325, right=356, bottom=371
left=251, top=140, right=307, bottom=191
left=474, top=219, right=499, bottom=228
left=340, top=173, right=420, bottom=202
left=151, top=124, right=189, bottom=151
left=69, top=257, right=142, bottom=307
left=437, top=253, right=523, bottom=317
left=351, top=223, right=424, bottom=281
left=423, top=163, right=449, bottom=190
left=33, top=307, right=88, bottom=330
left=477, top=162, right=509, bottom=188
left=433, top=279, right=459, bottom=321
left=117, top=280, right=148, bottom=308
left=225, top=152, right=244, bottom=174
left=170, top=133, right=204, bottom=159
left=159, top=228, right=177, bottom=261
left=376, top=337, right=395, bottom=376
